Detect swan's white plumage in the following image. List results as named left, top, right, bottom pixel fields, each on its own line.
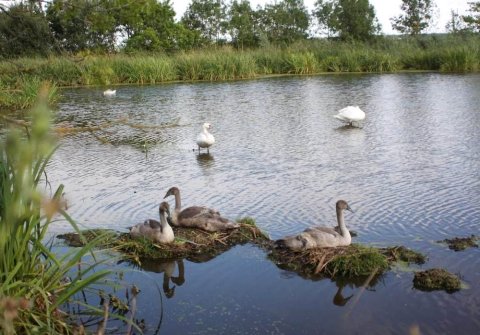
left=333, top=106, right=365, bottom=125
left=196, top=122, right=215, bottom=152
left=103, top=89, right=116, bottom=97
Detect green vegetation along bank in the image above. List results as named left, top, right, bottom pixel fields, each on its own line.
left=1, top=35, right=480, bottom=110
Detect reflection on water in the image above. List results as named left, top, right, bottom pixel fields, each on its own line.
left=332, top=282, right=354, bottom=307
left=136, top=259, right=185, bottom=299
left=196, top=152, right=215, bottom=167
left=48, top=74, right=480, bottom=334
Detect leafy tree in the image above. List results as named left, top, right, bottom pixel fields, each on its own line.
left=46, top=0, right=117, bottom=52
left=258, top=0, right=310, bottom=45
left=390, top=0, right=435, bottom=35
left=313, top=0, right=380, bottom=40
left=0, top=2, right=54, bottom=57
left=47, top=0, right=182, bottom=53
left=462, top=1, right=480, bottom=32
left=445, top=9, right=467, bottom=33
left=181, top=0, right=227, bottom=44
left=312, top=0, right=336, bottom=37
left=228, top=0, right=260, bottom=49
left=171, top=23, right=204, bottom=51
left=123, top=0, right=179, bottom=52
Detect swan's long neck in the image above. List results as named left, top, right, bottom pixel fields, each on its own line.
left=159, top=210, right=169, bottom=229
left=336, top=207, right=349, bottom=236
left=177, top=260, right=185, bottom=279
left=203, top=125, right=210, bottom=134
left=174, top=190, right=181, bottom=211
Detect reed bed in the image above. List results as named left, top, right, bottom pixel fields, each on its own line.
left=0, top=85, right=112, bottom=334
left=1, top=35, right=479, bottom=109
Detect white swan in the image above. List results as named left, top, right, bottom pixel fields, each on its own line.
left=103, top=89, right=116, bottom=97
left=129, top=201, right=174, bottom=244
left=275, top=200, right=353, bottom=250
left=196, top=122, right=215, bottom=153
left=333, top=106, right=365, bottom=127
left=164, top=186, right=239, bottom=232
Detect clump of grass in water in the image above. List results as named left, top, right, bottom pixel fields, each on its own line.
left=0, top=84, right=111, bottom=334
left=58, top=217, right=269, bottom=263
left=269, top=244, right=425, bottom=280
left=413, top=268, right=461, bottom=293
left=325, top=245, right=389, bottom=278
left=382, top=245, right=427, bottom=264
left=439, top=235, right=478, bottom=251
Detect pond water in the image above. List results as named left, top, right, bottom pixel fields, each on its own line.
left=48, top=73, right=480, bottom=334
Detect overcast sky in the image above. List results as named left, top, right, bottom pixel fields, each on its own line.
left=172, top=0, right=471, bottom=34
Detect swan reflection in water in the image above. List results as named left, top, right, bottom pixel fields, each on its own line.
left=196, top=152, right=214, bottom=167
left=331, top=272, right=384, bottom=308
left=332, top=281, right=354, bottom=307
left=139, top=259, right=185, bottom=298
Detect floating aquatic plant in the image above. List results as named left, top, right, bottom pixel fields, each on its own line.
left=413, top=268, right=461, bottom=293
left=439, top=235, right=478, bottom=251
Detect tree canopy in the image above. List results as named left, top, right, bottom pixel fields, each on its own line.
left=313, top=0, right=380, bottom=41
left=1, top=0, right=479, bottom=58
left=390, top=0, right=435, bottom=35
left=462, top=1, right=480, bottom=32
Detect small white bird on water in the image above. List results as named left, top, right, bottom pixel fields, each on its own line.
left=103, top=89, right=116, bottom=97
left=196, top=122, right=215, bottom=153
left=333, top=106, right=365, bottom=127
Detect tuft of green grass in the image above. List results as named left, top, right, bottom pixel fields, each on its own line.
left=438, top=235, right=479, bottom=251
left=441, top=47, right=479, bottom=72
left=236, top=216, right=256, bottom=226
left=383, top=245, right=427, bottom=264
left=413, top=268, right=461, bottom=293
left=326, top=245, right=389, bottom=278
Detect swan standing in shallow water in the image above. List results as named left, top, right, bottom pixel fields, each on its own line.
left=196, top=122, right=215, bottom=153
left=103, top=89, right=116, bottom=97
left=129, top=201, right=174, bottom=244
left=164, top=186, right=239, bottom=232
left=333, top=106, right=365, bottom=127
left=275, top=200, right=353, bottom=250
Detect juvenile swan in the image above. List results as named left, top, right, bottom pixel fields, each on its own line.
left=275, top=200, right=353, bottom=250
left=196, top=122, right=215, bottom=153
left=129, top=201, right=174, bottom=244
left=333, top=106, right=365, bottom=127
left=164, top=186, right=239, bottom=232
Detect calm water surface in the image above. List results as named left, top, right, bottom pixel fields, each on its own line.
left=48, top=73, right=480, bottom=334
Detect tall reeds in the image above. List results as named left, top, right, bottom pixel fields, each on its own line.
left=1, top=34, right=479, bottom=109
left=0, top=84, right=110, bottom=334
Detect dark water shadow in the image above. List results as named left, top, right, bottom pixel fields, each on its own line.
left=334, top=124, right=364, bottom=132
left=196, top=152, right=214, bottom=168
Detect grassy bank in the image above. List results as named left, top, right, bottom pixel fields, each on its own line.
left=0, top=86, right=112, bottom=334
left=1, top=34, right=479, bottom=109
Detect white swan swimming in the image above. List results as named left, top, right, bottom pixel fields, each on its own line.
left=333, top=106, right=365, bottom=127
left=196, top=122, right=215, bottom=153
left=103, top=89, right=116, bottom=97
left=164, top=186, right=239, bottom=232
left=129, top=201, right=174, bottom=244
left=275, top=200, right=353, bottom=250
